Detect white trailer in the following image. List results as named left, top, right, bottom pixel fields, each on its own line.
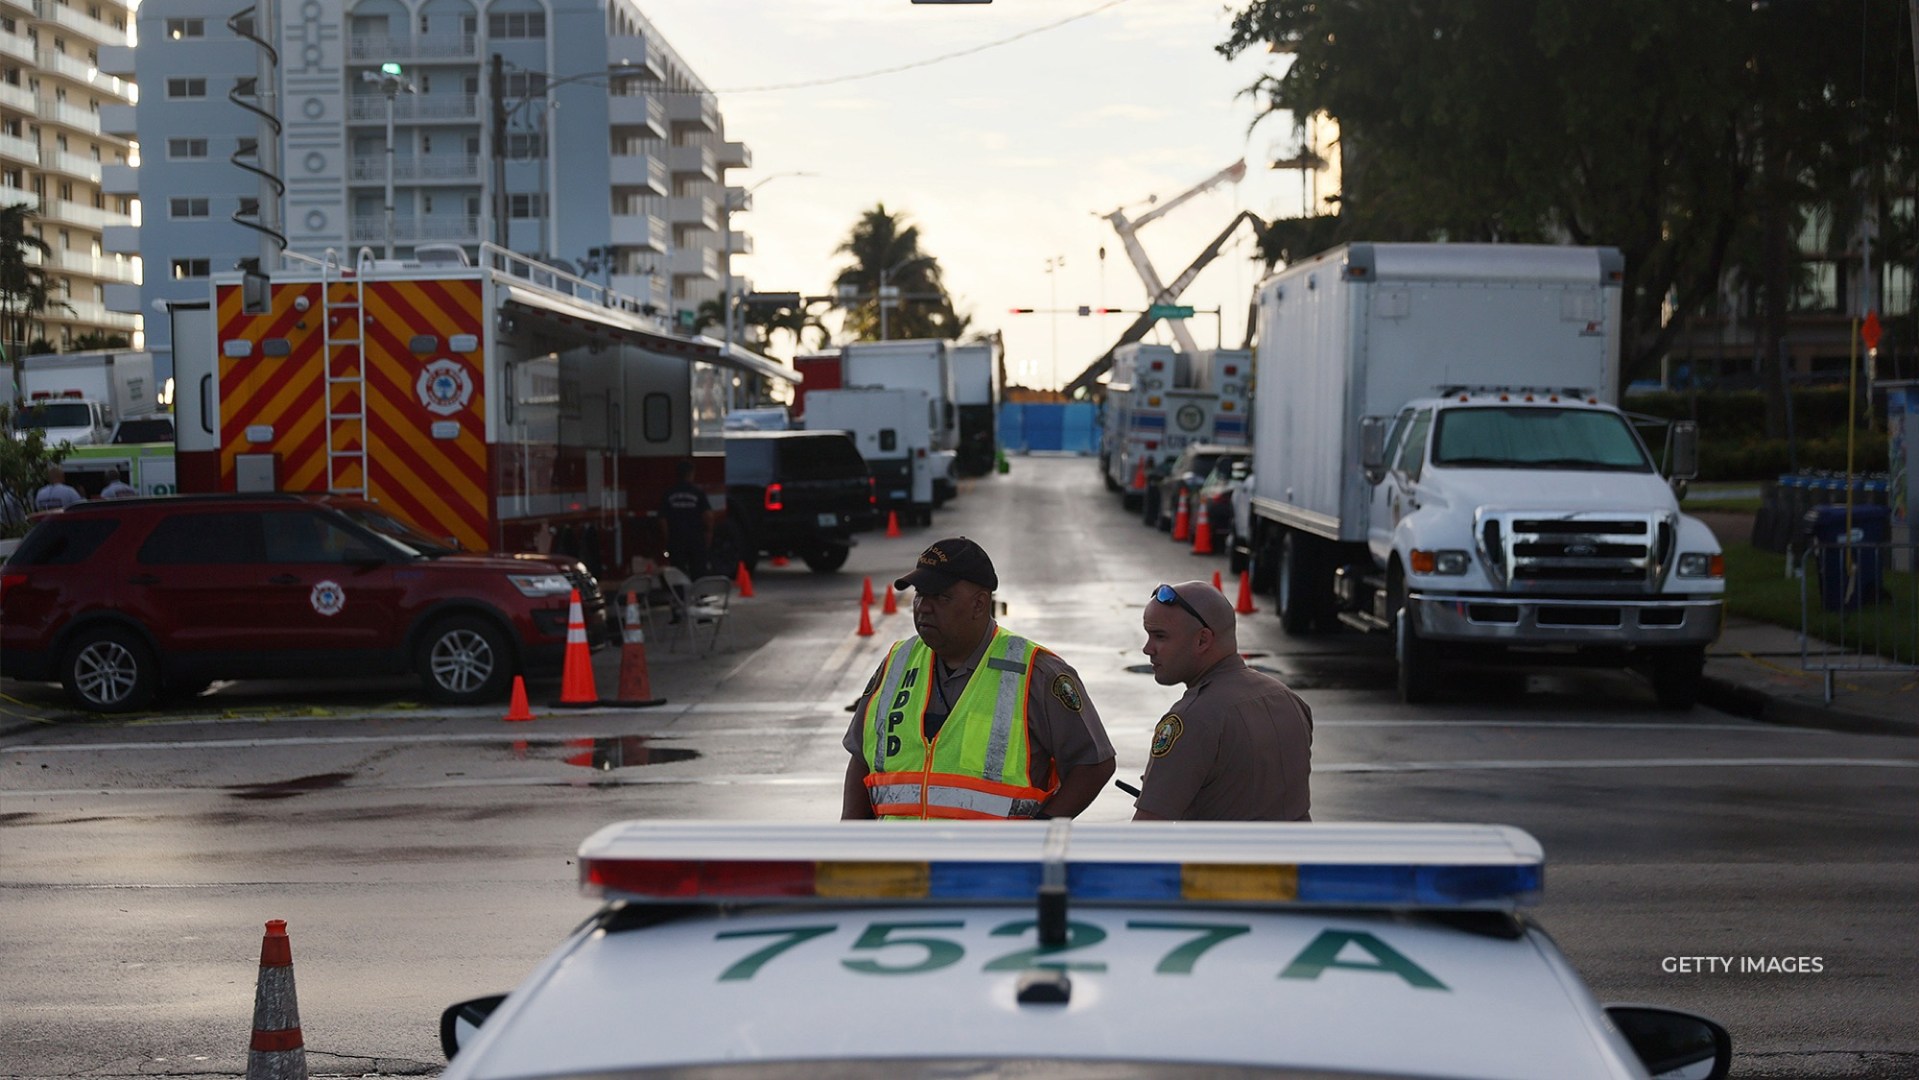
left=803, top=387, right=941, bottom=525
left=950, top=340, right=1002, bottom=476
left=841, top=340, right=958, bottom=452
left=1244, top=243, right=1723, bottom=707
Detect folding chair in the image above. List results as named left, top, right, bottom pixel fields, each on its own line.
left=683, top=574, right=734, bottom=654
left=657, top=566, right=695, bottom=651
left=614, top=570, right=663, bottom=643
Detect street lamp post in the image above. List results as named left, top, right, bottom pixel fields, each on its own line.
left=877, top=256, right=922, bottom=342
left=1044, top=255, right=1065, bottom=389
left=362, top=64, right=415, bottom=259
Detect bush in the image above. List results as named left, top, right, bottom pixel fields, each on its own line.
left=1627, top=388, right=1890, bottom=481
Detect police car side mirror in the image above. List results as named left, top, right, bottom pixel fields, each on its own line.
left=1604, top=1005, right=1732, bottom=1080
left=439, top=994, right=507, bottom=1060
left=1359, top=415, right=1389, bottom=485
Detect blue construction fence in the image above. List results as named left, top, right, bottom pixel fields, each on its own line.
left=998, top=402, right=1099, bottom=455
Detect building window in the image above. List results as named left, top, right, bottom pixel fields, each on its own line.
left=167, top=137, right=209, bottom=159
left=238, top=196, right=259, bottom=217
left=464, top=75, right=478, bottom=95
left=419, top=74, right=430, bottom=93
left=507, top=194, right=546, bottom=218
left=488, top=12, right=545, bottom=38
left=421, top=134, right=432, bottom=153
left=168, top=197, right=209, bottom=219
left=423, top=195, right=433, bottom=213
left=166, top=17, right=204, bottom=39
left=166, top=77, right=207, bottom=99
left=503, top=72, right=546, bottom=98
left=170, top=258, right=210, bottom=279
left=505, top=132, right=543, bottom=159
left=466, top=135, right=479, bottom=155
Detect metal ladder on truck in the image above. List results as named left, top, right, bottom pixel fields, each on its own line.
left=320, top=252, right=368, bottom=496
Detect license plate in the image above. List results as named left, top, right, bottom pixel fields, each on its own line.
left=817, top=513, right=838, bottom=527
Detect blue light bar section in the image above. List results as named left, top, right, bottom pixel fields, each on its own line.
left=1297, top=863, right=1543, bottom=906
left=1069, top=862, right=1183, bottom=900
left=927, top=861, right=1040, bottom=899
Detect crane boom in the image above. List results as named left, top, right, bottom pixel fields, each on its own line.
left=1101, top=160, right=1248, bottom=355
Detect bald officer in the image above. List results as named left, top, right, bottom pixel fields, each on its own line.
left=843, top=537, right=1116, bottom=820
left=1134, top=580, right=1313, bottom=821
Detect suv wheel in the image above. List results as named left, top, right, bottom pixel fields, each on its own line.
left=61, top=626, right=158, bottom=713
left=802, top=544, right=850, bottom=573
left=419, top=615, right=513, bottom=704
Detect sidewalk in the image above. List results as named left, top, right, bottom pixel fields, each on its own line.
left=1700, top=616, right=1918, bottom=738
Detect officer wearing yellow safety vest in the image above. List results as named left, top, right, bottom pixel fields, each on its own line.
left=841, top=538, right=1117, bottom=820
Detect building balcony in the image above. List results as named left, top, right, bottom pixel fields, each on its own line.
left=43, top=248, right=136, bottom=282
left=346, top=93, right=479, bottom=122
left=667, top=245, right=718, bottom=282
left=609, top=151, right=667, bottom=196
left=665, top=92, right=718, bottom=134
left=101, top=223, right=138, bottom=253
left=346, top=32, right=476, bottom=62
left=609, top=94, right=667, bottom=140
left=99, top=161, right=135, bottom=195
left=0, top=80, right=36, bottom=114
left=47, top=299, right=138, bottom=330
left=667, top=143, right=716, bottom=182
left=606, top=35, right=664, bottom=82
left=663, top=194, right=718, bottom=232
left=102, top=280, right=139, bottom=313
left=347, top=153, right=481, bottom=182
left=41, top=148, right=101, bottom=182
left=98, top=102, right=135, bottom=136
left=717, top=140, right=751, bottom=170
left=31, top=0, right=127, bottom=47
left=0, top=130, right=39, bottom=165
left=38, top=48, right=131, bottom=100
left=727, top=230, right=752, bottom=256
left=0, top=0, right=30, bottom=19
left=42, top=198, right=131, bottom=229
left=609, top=272, right=663, bottom=311
left=609, top=212, right=666, bottom=253
left=95, top=42, right=132, bottom=77
left=348, top=213, right=481, bottom=243
left=0, top=30, right=34, bottom=64
left=38, top=97, right=102, bottom=135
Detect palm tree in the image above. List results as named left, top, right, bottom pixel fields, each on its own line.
left=0, top=203, right=66, bottom=365
left=831, top=204, right=968, bottom=341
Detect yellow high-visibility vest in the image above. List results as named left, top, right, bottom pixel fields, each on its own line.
left=861, top=627, right=1053, bottom=820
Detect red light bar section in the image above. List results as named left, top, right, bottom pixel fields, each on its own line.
left=583, top=858, right=817, bottom=899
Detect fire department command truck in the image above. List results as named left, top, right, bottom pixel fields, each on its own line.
left=169, top=247, right=795, bottom=577
left=1101, top=343, right=1249, bottom=509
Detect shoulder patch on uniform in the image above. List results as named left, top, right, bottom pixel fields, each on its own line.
left=1051, top=674, right=1083, bottom=712
left=1150, top=714, right=1185, bottom=757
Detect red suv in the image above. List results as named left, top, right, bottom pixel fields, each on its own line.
left=0, top=493, right=613, bottom=712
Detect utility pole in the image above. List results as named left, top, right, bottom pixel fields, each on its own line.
left=490, top=54, right=506, bottom=250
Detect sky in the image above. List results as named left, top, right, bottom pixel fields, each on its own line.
left=638, top=0, right=1312, bottom=391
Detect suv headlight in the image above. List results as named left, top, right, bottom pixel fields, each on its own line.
left=1676, top=552, right=1725, bottom=579
left=1411, top=549, right=1471, bottom=575
left=509, top=572, right=573, bottom=597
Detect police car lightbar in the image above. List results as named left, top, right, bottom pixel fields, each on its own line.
left=577, top=821, right=1543, bottom=912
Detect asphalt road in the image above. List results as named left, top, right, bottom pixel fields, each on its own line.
left=2, top=454, right=1915, bottom=1078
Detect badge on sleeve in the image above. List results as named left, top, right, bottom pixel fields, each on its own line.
left=1051, top=674, right=1083, bottom=712
left=1150, top=714, right=1184, bottom=757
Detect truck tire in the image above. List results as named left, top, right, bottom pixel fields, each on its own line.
left=418, top=615, right=514, bottom=705
left=1649, top=646, right=1705, bottom=711
left=802, top=544, right=850, bottom=573
left=1248, top=530, right=1279, bottom=594
left=1277, top=530, right=1328, bottom=636
left=1140, top=485, right=1161, bottom=527
left=61, top=624, right=158, bottom=713
left=1391, top=568, right=1438, bottom=704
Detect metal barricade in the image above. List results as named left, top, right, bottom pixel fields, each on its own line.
left=1799, top=539, right=1919, bottom=702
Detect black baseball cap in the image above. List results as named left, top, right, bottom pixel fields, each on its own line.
left=896, top=536, right=998, bottom=593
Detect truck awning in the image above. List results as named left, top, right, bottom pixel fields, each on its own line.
left=499, top=285, right=799, bottom=385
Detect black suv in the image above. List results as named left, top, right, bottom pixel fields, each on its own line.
left=723, top=432, right=876, bottom=573
left=0, top=493, right=613, bottom=712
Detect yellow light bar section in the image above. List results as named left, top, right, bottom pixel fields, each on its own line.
left=1183, top=864, right=1299, bottom=902
left=816, top=861, right=930, bottom=898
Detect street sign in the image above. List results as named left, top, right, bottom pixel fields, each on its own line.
left=676, top=309, right=697, bottom=331
left=1147, top=304, right=1196, bottom=320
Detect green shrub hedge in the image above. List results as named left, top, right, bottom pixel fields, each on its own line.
left=1625, top=388, right=1890, bottom=481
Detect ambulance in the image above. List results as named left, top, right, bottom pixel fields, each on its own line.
left=170, top=246, right=796, bottom=578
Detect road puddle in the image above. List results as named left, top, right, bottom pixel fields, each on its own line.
left=226, top=772, right=354, bottom=800
left=558, top=736, right=701, bottom=771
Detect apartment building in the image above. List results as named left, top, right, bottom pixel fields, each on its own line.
left=0, top=0, right=138, bottom=352
left=99, top=0, right=748, bottom=367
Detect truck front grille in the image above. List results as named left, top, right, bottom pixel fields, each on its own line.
left=1479, top=511, right=1674, bottom=593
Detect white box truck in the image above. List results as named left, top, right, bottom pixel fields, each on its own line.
left=841, top=339, right=960, bottom=503
left=1243, top=243, right=1723, bottom=707
left=950, top=340, right=1002, bottom=476
left=14, top=350, right=158, bottom=446
left=803, top=387, right=944, bottom=525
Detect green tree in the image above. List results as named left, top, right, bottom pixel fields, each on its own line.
left=69, top=332, right=131, bottom=351
left=0, top=402, right=68, bottom=538
left=831, top=204, right=969, bottom=341
left=0, top=203, right=70, bottom=365
left=1221, top=0, right=1917, bottom=423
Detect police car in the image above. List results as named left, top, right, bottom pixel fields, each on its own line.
left=440, top=822, right=1730, bottom=1080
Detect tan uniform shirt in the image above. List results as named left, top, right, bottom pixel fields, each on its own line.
left=843, top=622, right=1115, bottom=790
left=1135, top=655, right=1313, bottom=821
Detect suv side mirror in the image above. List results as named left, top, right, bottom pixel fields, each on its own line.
left=1360, top=416, right=1389, bottom=485
left=1669, top=421, right=1699, bottom=481
left=1604, top=1005, right=1732, bottom=1080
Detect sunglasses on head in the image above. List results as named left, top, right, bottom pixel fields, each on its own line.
left=1150, top=583, right=1209, bottom=631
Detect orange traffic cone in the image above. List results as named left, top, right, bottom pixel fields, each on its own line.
left=735, top=562, right=755, bottom=598
left=861, top=576, right=874, bottom=606
left=1171, top=491, right=1191, bottom=541
left=503, top=676, right=534, bottom=722
left=247, top=920, right=306, bottom=1080
left=886, top=511, right=902, bottom=538
left=882, top=584, right=898, bottom=615
left=857, top=598, right=875, bottom=637
left=603, top=592, right=666, bottom=707
left=550, top=589, right=599, bottom=708
left=1190, top=508, right=1215, bottom=555
left=1212, top=570, right=1223, bottom=593
left=1131, top=457, right=1148, bottom=492
left=1236, top=569, right=1258, bottom=614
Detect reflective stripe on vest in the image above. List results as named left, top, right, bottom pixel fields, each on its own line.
left=861, top=628, right=1049, bottom=820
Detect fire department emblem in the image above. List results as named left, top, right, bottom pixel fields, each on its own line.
left=416, top=359, right=474, bottom=417
left=310, top=580, right=346, bottom=617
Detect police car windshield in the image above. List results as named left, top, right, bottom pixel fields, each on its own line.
left=518, top=1063, right=1421, bottom=1079
left=336, top=506, right=459, bottom=557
